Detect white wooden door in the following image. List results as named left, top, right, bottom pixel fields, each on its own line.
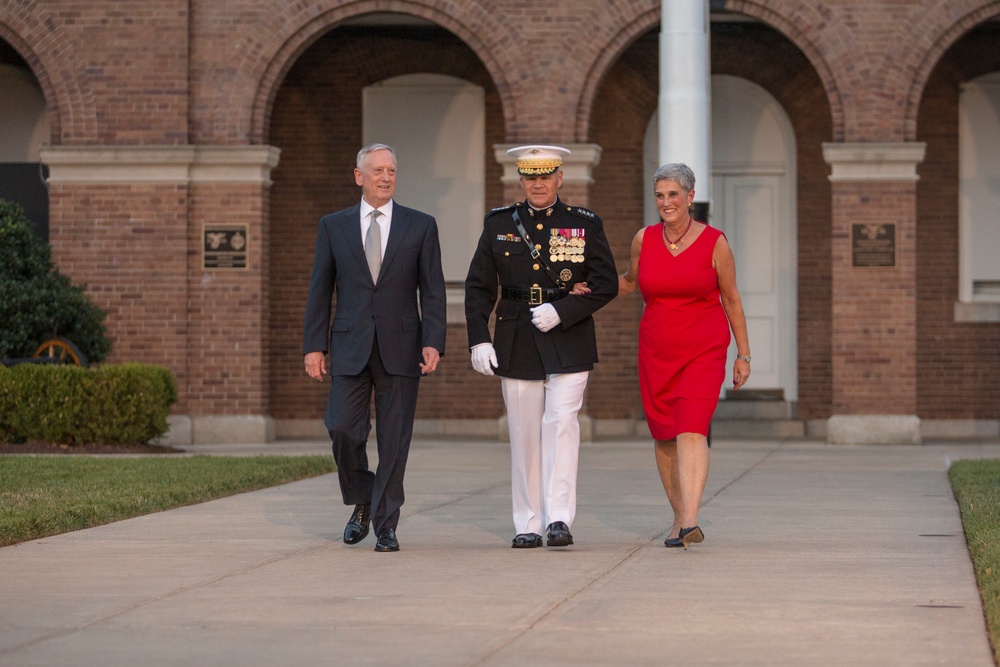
left=714, top=174, right=790, bottom=393
left=711, top=75, right=797, bottom=399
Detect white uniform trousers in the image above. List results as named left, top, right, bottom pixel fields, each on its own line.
left=501, top=371, right=590, bottom=535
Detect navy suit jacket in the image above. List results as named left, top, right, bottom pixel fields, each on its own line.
left=302, top=202, right=447, bottom=377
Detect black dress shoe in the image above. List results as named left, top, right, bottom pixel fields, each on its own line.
left=374, top=527, right=399, bottom=552
left=545, top=521, right=574, bottom=547
left=679, top=526, right=704, bottom=550
left=511, top=533, right=544, bottom=548
left=343, top=504, right=371, bottom=545
left=664, top=536, right=684, bottom=548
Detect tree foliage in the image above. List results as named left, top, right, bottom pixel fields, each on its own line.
left=0, top=199, right=111, bottom=362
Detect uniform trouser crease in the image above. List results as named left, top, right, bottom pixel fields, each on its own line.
left=502, top=371, right=588, bottom=534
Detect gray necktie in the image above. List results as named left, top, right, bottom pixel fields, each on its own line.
left=365, top=210, right=382, bottom=280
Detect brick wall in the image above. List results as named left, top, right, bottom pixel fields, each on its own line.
left=830, top=182, right=918, bottom=415
left=187, top=182, right=271, bottom=416
left=45, top=0, right=188, bottom=144
left=47, top=183, right=191, bottom=410
left=5, top=0, right=1000, bottom=432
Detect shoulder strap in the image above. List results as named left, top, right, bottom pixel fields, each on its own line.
left=512, top=208, right=567, bottom=290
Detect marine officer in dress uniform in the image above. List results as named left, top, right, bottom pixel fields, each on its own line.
left=464, top=145, right=618, bottom=548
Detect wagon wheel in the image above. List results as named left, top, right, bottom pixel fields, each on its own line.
left=33, top=338, right=89, bottom=367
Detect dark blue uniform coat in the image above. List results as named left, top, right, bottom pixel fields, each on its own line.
left=465, top=197, right=618, bottom=380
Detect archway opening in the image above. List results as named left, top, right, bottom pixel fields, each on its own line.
left=265, top=15, right=507, bottom=433
left=0, top=39, right=49, bottom=238
left=916, top=19, right=1000, bottom=419
left=587, top=19, right=833, bottom=425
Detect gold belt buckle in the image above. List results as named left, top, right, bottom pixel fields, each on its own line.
left=529, top=286, right=543, bottom=305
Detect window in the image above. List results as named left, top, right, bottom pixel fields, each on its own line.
left=957, top=71, right=1000, bottom=321
left=362, top=74, right=486, bottom=284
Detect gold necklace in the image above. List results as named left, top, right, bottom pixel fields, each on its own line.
left=663, top=218, right=693, bottom=250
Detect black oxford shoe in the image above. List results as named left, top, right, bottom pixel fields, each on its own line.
left=374, top=527, right=400, bottom=552
left=511, top=533, right=544, bottom=548
left=545, top=521, right=574, bottom=547
left=343, top=504, right=371, bottom=545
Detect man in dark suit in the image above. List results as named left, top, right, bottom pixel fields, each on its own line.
left=465, top=145, right=618, bottom=549
left=303, top=143, right=446, bottom=553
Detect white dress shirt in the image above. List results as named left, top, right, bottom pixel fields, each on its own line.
left=360, top=199, right=393, bottom=261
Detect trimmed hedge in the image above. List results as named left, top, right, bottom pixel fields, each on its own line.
left=0, top=363, right=177, bottom=445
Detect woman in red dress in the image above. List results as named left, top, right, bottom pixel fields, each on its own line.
left=619, top=163, right=751, bottom=549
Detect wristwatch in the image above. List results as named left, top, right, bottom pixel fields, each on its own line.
left=737, top=354, right=751, bottom=364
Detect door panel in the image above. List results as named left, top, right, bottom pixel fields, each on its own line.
left=717, top=175, right=785, bottom=391
left=711, top=75, right=797, bottom=400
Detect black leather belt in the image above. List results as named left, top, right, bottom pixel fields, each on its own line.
left=501, top=286, right=566, bottom=305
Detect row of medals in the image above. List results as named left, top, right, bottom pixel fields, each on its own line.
left=550, top=235, right=585, bottom=263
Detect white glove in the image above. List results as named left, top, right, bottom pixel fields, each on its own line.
left=470, top=343, right=498, bottom=376
left=530, top=303, right=561, bottom=332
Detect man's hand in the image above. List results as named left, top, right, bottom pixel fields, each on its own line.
left=470, top=343, right=498, bottom=376
left=304, top=351, right=326, bottom=381
left=530, top=303, right=561, bottom=332
left=420, top=347, right=441, bottom=374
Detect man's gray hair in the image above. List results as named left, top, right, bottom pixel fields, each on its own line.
left=652, top=163, right=695, bottom=192
left=357, top=143, right=396, bottom=169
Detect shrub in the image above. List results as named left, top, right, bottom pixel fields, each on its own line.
left=0, top=363, right=177, bottom=445
left=0, top=198, right=111, bottom=363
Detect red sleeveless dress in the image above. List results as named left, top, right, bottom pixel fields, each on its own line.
left=637, top=223, right=730, bottom=440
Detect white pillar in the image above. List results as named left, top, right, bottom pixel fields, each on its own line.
left=659, top=0, right=712, bottom=217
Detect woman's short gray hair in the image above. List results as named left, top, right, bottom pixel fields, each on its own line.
left=357, top=143, right=396, bottom=169
left=652, top=163, right=695, bottom=192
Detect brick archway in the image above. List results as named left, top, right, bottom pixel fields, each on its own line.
left=723, top=1, right=845, bottom=140
left=900, top=0, right=1000, bottom=140
left=573, top=1, right=846, bottom=143
left=573, top=5, right=659, bottom=141
left=262, top=23, right=509, bottom=429
left=0, top=10, right=96, bottom=143
left=191, top=0, right=514, bottom=146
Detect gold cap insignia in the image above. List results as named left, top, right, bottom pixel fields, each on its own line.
left=508, top=145, right=571, bottom=176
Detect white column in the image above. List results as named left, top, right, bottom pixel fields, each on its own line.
left=659, top=0, right=712, bottom=215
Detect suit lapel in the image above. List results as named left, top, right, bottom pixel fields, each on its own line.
left=379, top=205, right=412, bottom=281
left=336, top=205, right=372, bottom=282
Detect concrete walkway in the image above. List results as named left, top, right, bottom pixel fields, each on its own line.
left=1, top=437, right=998, bottom=666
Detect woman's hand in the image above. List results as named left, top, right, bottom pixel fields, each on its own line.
left=569, top=281, right=591, bottom=295
left=618, top=227, right=644, bottom=296
left=733, top=358, right=750, bottom=390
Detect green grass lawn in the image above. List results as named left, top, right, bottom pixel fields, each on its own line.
left=949, top=459, right=1000, bottom=664
left=0, top=455, right=336, bottom=547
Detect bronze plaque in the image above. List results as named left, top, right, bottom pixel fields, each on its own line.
left=203, top=225, right=248, bottom=270
left=852, top=223, right=895, bottom=267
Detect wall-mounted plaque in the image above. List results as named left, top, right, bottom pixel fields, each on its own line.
left=852, top=223, right=895, bottom=267
left=203, top=225, right=248, bottom=270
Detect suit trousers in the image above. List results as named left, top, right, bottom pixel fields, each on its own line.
left=326, top=336, right=420, bottom=536
left=501, top=372, right=590, bottom=535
